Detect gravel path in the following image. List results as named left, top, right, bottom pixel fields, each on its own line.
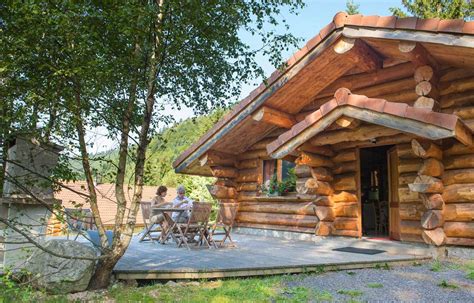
left=284, top=261, right=474, bottom=302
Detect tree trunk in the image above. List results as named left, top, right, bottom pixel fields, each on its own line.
left=88, top=255, right=121, bottom=290
left=90, top=0, right=167, bottom=289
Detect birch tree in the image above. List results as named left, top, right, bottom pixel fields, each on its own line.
left=1, top=0, right=304, bottom=289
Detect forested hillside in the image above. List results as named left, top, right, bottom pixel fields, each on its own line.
left=93, top=108, right=227, bottom=201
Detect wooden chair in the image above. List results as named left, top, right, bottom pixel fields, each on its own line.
left=174, top=202, right=212, bottom=249
left=139, top=202, right=161, bottom=242
left=208, top=203, right=238, bottom=248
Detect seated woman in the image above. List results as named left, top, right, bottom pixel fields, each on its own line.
left=150, top=185, right=171, bottom=225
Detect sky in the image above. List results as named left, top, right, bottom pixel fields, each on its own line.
left=87, top=0, right=403, bottom=153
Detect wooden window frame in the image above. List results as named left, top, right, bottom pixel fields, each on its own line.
left=261, top=159, right=293, bottom=184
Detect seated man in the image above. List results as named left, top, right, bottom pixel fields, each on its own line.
left=172, top=185, right=194, bottom=223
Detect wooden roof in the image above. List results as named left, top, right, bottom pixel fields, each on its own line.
left=173, top=12, right=474, bottom=175
left=267, top=88, right=472, bottom=159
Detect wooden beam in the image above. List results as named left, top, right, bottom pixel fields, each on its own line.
left=252, top=106, right=296, bottom=129
left=334, top=37, right=382, bottom=71
left=199, top=150, right=236, bottom=167
left=271, top=104, right=459, bottom=159
left=317, top=62, right=414, bottom=99
left=398, top=41, right=439, bottom=70
left=311, top=124, right=402, bottom=146
left=335, top=116, right=360, bottom=129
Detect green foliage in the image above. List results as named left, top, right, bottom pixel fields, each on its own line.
left=463, top=260, right=474, bottom=280
left=389, top=0, right=473, bottom=19
left=438, top=279, right=458, bottom=289
left=314, top=290, right=334, bottom=301
left=0, top=270, right=36, bottom=303
left=108, top=277, right=284, bottom=303
left=337, top=289, right=363, bottom=298
left=375, top=263, right=391, bottom=270
left=95, top=109, right=226, bottom=201
left=346, top=0, right=361, bottom=15
left=1, top=0, right=305, bottom=289
left=367, top=282, right=383, bottom=288
left=261, top=168, right=296, bottom=196
left=431, top=259, right=443, bottom=272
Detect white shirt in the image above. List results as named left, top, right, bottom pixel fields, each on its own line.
left=171, top=196, right=193, bottom=220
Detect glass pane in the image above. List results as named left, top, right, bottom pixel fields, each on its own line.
left=281, top=160, right=296, bottom=181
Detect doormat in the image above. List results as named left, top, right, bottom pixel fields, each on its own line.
left=333, top=247, right=385, bottom=255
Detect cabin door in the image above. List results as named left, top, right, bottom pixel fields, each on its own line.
left=360, top=145, right=392, bottom=238
left=388, top=147, right=401, bottom=240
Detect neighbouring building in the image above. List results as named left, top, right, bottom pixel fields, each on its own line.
left=173, top=13, right=474, bottom=247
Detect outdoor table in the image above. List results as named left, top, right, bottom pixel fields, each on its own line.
left=152, top=207, right=190, bottom=244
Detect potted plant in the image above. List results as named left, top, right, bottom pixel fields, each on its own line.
left=261, top=171, right=296, bottom=196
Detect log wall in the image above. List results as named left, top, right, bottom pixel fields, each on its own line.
left=328, top=148, right=359, bottom=237
left=437, top=69, right=474, bottom=247
left=234, top=136, right=320, bottom=233
left=441, top=142, right=474, bottom=247
left=397, top=143, right=425, bottom=243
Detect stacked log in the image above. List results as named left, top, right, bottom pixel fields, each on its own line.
left=439, top=142, right=474, bottom=246
left=436, top=77, right=474, bottom=246
left=234, top=137, right=322, bottom=233
left=438, top=72, right=474, bottom=247
left=408, top=139, right=446, bottom=246
left=235, top=142, right=266, bottom=202
left=412, top=65, right=439, bottom=110
left=328, top=148, right=359, bottom=237
left=396, top=143, right=425, bottom=243
left=293, top=152, right=335, bottom=236
left=202, top=150, right=240, bottom=206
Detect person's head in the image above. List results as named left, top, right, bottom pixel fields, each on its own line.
left=177, top=185, right=186, bottom=199
left=156, top=185, right=167, bottom=197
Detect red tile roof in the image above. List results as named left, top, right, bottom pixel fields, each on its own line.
left=267, top=88, right=472, bottom=158
left=52, top=181, right=176, bottom=227
left=173, top=12, right=474, bottom=172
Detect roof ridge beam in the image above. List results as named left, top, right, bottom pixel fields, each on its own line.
left=252, top=106, right=297, bottom=129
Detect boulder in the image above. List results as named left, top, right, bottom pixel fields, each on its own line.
left=25, top=239, right=96, bottom=294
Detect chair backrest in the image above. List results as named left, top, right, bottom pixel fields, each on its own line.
left=217, top=203, right=239, bottom=226
left=189, top=202, right=212, bottom=224
left=140, top=202, right=152, bottom=223
left=65, top=208, right=94, bottom=230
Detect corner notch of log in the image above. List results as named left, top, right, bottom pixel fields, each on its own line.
left=200, top=150, right=236, bottom=167
left=398, top=41, right=439, bottom=71
left=252, top=106, right=296, bottom=129
left=333, top=37, right=382, bottom=71
left=335, top=116, right=360, bottom=129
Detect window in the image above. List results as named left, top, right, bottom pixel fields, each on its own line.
left=262, top=159, right=295, bottom=183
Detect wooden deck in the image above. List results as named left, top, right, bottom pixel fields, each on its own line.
left=113, top=232, right=432, bottom=280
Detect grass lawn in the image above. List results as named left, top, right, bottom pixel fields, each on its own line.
left=106, top=276, right=312, bottom=303
left=1, top=274, right=316, bottom=303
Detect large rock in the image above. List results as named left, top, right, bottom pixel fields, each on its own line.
left=25, top=239, right=96, bottom=294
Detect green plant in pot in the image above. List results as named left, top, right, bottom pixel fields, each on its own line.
left=262, top=171, right=296, bottom=196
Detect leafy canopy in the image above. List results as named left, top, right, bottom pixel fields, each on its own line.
left=390, top=0, right=473, bottom=19
left=346, top=0, right=360, bottom=15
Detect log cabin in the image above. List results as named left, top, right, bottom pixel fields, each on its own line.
left=173, top=13, right=474, bottom=247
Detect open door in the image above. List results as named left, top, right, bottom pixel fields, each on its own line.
left=388, top=147, right=400, bottom=240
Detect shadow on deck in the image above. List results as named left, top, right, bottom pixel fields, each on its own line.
left=113, top=232, right=433, bottom=281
